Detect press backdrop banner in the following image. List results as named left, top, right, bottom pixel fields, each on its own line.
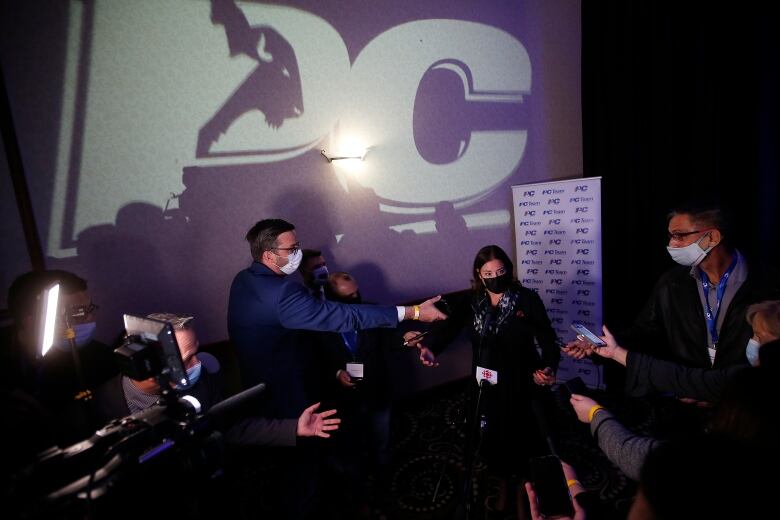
left=511, top=178, right=603, bottom=388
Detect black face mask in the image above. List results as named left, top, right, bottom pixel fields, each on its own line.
left=482, top=273, right=511, bottom=294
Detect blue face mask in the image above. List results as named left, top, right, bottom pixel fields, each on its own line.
left=54, top=322, right=97, bottom=351
left=312, top=265, right=329, bottom=285
left=745, top=338, right=761, bottom=367
left=186, top=361, right=202, bottom=385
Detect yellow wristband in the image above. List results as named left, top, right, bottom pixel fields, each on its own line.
left=588, top=405, right=604, bottom=422
left=413, top=305, right=421, bottom=320
left=566, top=479, right=580, bottom=489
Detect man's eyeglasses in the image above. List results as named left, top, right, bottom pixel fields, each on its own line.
left=667, top=229, right=711, bottom=241
left=69, top=302, right=99, bottom=319
left=270, top=244, right=301, bottom=255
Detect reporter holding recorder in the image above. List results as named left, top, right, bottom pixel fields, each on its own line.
left=563, top=300, right=780, bottom=403
left=406, top=245, right=559, bottom=518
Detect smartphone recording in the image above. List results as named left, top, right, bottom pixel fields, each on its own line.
left=529, top=455, right=575, bottom=518
left=570, top=323, right=606, bottom=347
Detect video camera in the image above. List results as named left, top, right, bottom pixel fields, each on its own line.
left=9, top=314, right=265, bottom=519
left=114, top=314, right=191, bottom=394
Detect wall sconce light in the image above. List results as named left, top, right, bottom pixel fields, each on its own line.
left=320, top=149, right=367, bottom=163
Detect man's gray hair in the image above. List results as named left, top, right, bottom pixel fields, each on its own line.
left=146, top=312, right=194, bottom=330
left=746, top=300, right=780, bottom=338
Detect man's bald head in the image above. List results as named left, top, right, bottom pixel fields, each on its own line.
left=326, top=272, right=360, bottom=302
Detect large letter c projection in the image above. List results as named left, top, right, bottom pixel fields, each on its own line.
left=341, top=20, right=531, bottom=212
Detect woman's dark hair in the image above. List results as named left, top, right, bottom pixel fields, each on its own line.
left=470, top=245, right=515, bottom=292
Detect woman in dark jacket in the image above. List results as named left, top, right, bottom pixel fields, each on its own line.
left=409, top=245, right=560, bottom=517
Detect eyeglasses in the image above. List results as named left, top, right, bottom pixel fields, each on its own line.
left=270, top=244, right=301, bottom=255
left=667, top=229, right=712, bottom=241
left=69, top=302, right=98, bottom=319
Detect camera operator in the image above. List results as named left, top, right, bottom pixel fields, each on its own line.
left=6, top=312, right=340, bottom=519
left=94, top=313, right=341, bottom=446
left=4, top=270, right=117, bottom=402
left=1, top=270, right=118, bottom=463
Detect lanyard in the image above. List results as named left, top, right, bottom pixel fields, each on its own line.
left=341, top=331, right=359, bottom=357
left=699, top=255, right=738, bottom=347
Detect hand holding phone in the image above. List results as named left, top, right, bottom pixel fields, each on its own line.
left=433, top=298, right=451, bottom=316
left=557, top=376, right=589, bottom=400
left=570, top=323, right=606, bottom=347
left=565, top=376, right=588, bottom=395
left=557, top=376, right=588, bottom=399
left=529, top=455, right=575, bottom=518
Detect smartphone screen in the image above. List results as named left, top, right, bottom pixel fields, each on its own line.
left=570, top=323, right=606, bottom=347
left=564, top=376, right=588, bottom=396
left=530, top=455, right=574, bottom=518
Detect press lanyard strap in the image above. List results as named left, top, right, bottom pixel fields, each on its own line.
left=699, top=255, right=738, bottom=347
left=341, top=331, right=358, bottom=357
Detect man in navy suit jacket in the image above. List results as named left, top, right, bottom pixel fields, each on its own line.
left=228, top=218, right=446, bottom=420
left=227, top=219, right=445, bottom=519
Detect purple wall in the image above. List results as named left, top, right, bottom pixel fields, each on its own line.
left=1, top=0, right=581, bottom=374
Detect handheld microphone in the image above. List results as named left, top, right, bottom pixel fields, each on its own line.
left=480, top=310, right=495, bottom=338
left=476, top=310, right=495, bottom=370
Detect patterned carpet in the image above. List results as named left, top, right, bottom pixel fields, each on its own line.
left=380, top=378, right=640, bottom=520
left=220, top=377, right=658, bottom=519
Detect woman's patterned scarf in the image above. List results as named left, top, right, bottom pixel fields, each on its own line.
left=472, top=285, right=522, bottom=336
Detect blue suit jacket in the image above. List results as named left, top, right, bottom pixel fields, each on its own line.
left=227, top=261, right=398, bottom=418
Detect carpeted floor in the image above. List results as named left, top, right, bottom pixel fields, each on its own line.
left=379, top=378, right=639, bottom=520
left=221, top=377, right=667, bottom=519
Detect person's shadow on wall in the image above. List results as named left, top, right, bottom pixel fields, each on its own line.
left=55, top=203, right=193, bottom=340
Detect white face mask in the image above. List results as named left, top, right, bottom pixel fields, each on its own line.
left=278, top=248, right=303, bottom=275
left=745, top=338, right=761, bottom=367
left=666, top=233, right=713, bottom=266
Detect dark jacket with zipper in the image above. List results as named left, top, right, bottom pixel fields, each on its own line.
left=618, top=261, right=780, bottom=369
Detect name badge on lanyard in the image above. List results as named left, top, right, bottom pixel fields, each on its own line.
left=346, top=362, right=364, bottom=381
left=700, top=254, right=737, bottom=366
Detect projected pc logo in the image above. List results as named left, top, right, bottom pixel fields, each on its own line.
left=193, top=0, right=350, bottom=161
left=47, top=0, right=532, bottom=256
left=194, top=2, right=532, bottom=213
left=197, top=0, right=304, bottom=157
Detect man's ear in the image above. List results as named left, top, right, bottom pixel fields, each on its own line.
left=705, top=228, right=722, bottom=249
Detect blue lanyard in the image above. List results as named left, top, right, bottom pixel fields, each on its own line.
left=341, top=331, right=359, bottom=357
left=699, top=255, right=738, bottom=346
